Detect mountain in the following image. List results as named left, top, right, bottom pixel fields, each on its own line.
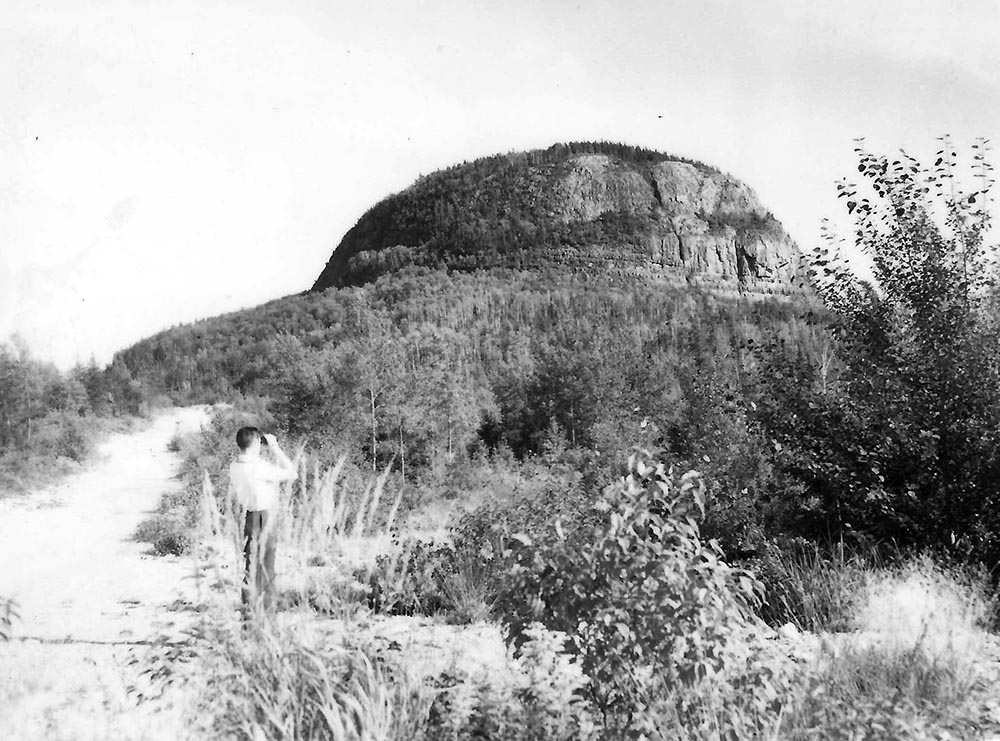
left=115, top=141, right=825, bottom=528
left=313, top=142, right=804, bottom=293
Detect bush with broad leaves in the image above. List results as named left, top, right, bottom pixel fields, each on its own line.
left=496, top=450, right=768, bottom=725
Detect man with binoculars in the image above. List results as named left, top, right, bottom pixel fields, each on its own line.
left=228, top=426, right=296, bottom=615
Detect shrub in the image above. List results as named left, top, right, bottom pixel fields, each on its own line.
left=166, top=431, right=183, bottom=453
left=853, top=554, right=997, bottom=653
left=366, top=540, right=454, bottom=616
left=364, top=538, right=498, bottom=623
left=134, top=513, right=192, bottom=556
left=216, top=627, right=430, bottom=740
left=754, top=139, right=1000, bottom=563
left=775, top=554, right=1000, bottom=739
left=497, top=450, right=767, bottom=723
left=423, top=624, right=597, bottom=741
left=363, top=456, right=592, bottom=623
left=777, top=632, right=986, bottom=740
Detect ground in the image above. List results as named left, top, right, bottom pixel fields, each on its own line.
left=4, top=406, right=1000, bottom=740
left=0, top=406, right=208, bottom=740
left=0, top=406, right=507, bottom=740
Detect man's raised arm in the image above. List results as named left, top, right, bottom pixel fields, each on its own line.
left=262, top=434, right=298, bottom=482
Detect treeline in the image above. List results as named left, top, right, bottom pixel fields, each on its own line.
left=0, top=338, right=144, bottom=493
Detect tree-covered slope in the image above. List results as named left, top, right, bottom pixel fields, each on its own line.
left=115, top=143, right=827, bottom=553
left=118, top=267, right=825, bottom=475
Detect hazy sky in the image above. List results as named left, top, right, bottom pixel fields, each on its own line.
left=4, top=0, right=999, bottom=368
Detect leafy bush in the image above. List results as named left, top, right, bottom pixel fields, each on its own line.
left=853, top=554, right=998, bottom=651
left=218, top=629, right=429, bottom=740
left=754, top=139, right=1000, bottom=563
left=366, top=540, right=455, bottom=616
left=497, top=451, right=767, bottom=723
left=772, top=553, right=1000, bottom=739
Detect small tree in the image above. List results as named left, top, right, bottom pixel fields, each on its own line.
left=498, top=452, right=763, bottom=726
left=756, top=138, right=1000, bottom=561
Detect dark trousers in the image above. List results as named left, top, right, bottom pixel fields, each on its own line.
left=242, top=509, right=277, bottom=613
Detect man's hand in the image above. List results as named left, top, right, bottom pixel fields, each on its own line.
left=263, top=433, right=297, bottom=479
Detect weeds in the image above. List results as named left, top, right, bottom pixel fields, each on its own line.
left=777, top=554, right=1000, bottom=739
left=752, top=538, right=879, bottom=632
left=134, top=513, right=192, bottom=556
left=201, top=621, right=432, bottom=741
left=777, top=638, right=982, bottom=739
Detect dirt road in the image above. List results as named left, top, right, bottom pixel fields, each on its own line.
left=0, top=406, right=210, bottom=740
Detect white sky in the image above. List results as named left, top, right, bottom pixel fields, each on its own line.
left=4, top=0, right=999, bottom=368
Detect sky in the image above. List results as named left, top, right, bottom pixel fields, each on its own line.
left=4, top=0, right=1000, bottom=369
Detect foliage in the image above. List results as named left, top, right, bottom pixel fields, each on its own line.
left=0, top=336, right=143, bottom=495
left=423, top=624, right=597, bottom=741
left=120, top=273, right=824, bottom=560
left=497, top=450, right=766, bottom=723
left=365, top=540, right=456, bottom=617
left=138, top=434, right=1000, bottom=741
left=778, top=635, right=987, bottom=740
left=134, top=513, right=193, bottom=556
left=141, top=614, right=432, bottom=741
left=753, top=139, right=1000, bottom=562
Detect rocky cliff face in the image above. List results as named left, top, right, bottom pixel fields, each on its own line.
left=312, top=144, right=803, bottom=293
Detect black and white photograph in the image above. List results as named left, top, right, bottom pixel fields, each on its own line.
left=3, top=1, right=1000, bottom=738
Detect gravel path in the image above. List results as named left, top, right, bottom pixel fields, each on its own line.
left=0, top=406, right=210, bottom=740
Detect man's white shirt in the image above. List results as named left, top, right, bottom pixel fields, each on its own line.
left=229, top=454, right=296, bottom=511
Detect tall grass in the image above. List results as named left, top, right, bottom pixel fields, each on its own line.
left=775, top=555, right=1000, bottom=739
left=189, top=619, right=432, bottom=741
left=195, top=451, right=411, bottom=617
left=752, top=539, right=881, bottom=632
left=140, top=452, right=437, bottom=740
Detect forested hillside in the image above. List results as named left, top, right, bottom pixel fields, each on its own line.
left=119, top=139, right=1000, bottom=568
left=0, top=338, right=144, bottom=493
left=117, top=265, right=827, bottom=554
left=99, top=143, right=820, bottom=559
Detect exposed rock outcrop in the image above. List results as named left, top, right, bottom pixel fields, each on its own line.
left=312, top=143, right=803, bottom=293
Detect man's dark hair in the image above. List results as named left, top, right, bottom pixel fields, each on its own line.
left=236, top=426, right=261, bottom=451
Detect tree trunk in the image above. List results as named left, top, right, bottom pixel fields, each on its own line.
left=369, top=388, right=377, bottom=472
left=399, top=422, right=406, bottom=482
